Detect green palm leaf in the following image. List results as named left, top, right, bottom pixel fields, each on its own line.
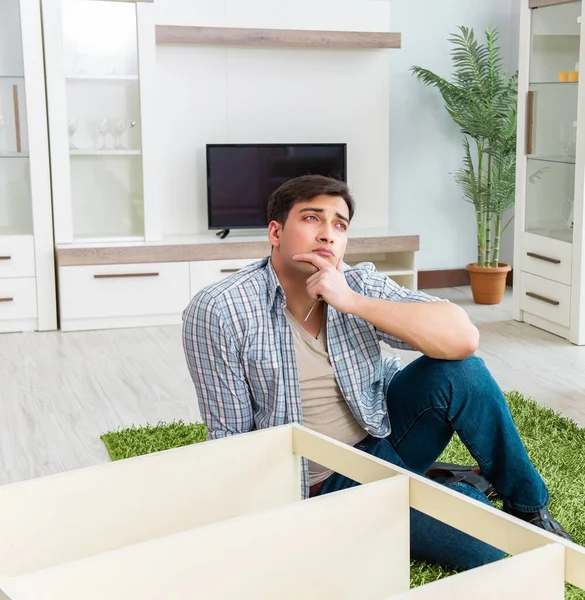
left=411, top=26, right=518, bottom=267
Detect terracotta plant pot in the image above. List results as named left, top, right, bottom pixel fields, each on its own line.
left=465, top=262, right=512, bottom=305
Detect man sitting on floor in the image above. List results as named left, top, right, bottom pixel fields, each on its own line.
left=182, top=175, right=571, bottom=570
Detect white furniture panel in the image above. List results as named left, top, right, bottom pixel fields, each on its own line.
left=0, top=477, right=411, bottom=600
left=0, top=0, right=57, bottom=332
left=189, top=257, right=263, bottom=297
left=0, top=426, right=581, bottom=599
left=0, top=235, right=35, bottom=278
left=0, top=277, right=37, bottom=332
left=520, top=271, right=571, bottom=327
left=513, top=0, right=585, bottom=344
left=59, top=262, right=190, bottom=331
left=388, top=544, right=565, bottom=600
left=0, top=426, right=298, bottom=577
left=42, top=0, right=158, bottom=244
left=521, top=231, right=573, bottom=285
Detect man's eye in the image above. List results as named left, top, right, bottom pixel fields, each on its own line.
left=304, top=215, right=317, bottom=221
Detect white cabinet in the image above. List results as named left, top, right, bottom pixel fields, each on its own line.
left=42, top=0, right=160, bottom=245
left=0, top=0, right=57, bottom=333
left=59, top=262, right=190, bottom=331
left=513, top=0, right=585, bottom=344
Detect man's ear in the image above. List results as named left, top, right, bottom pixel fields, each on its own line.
left=267, top=220, right=282, bottom=248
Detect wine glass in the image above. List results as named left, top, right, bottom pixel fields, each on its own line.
left=113, top=118, right=128, bottom=150
left=67, top=118, right=78, bottom=150
left=97, top=118, right=110, bottom=150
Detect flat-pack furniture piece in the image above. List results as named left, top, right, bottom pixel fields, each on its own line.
left=514, top=0, right=585, bottom=344
left=0, top=425, right=582, bottom=599
left=0, top=0, right=57, bottom=333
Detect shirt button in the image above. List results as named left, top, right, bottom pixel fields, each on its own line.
left=328, top=316, right=333, bottom=321
left=345, top=396, right=350, bottom=401
left=334, top=356, right=340, bottom=362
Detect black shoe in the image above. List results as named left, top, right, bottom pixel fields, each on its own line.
left=504, top=505, right=573, bottom=542
left=425, top=462, right=499, bottom=501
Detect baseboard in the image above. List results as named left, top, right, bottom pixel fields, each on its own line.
left=418, top=268, right=514, bottom=289
left=418, top=269, right=469, bottom=289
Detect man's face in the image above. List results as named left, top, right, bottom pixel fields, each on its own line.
left=268, top=194, right=350, bottom=276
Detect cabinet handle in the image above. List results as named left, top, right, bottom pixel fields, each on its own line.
left=526, top=252, right=561, bottom=264
left=526, top=291, right=560, bottom=306
left=93, top=272, right=160, bottom=279
left=0, top=256, right=11, bottom=261
left=0, top=297, right=14, bottom=303
left=220, top=268, right=240, bottom=273
left=526, top=91, right=534, bottom=155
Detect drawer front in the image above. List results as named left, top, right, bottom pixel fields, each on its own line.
left=521, top=232, right=572, bottom=285
left=0, top=236, right=35, bottom=279
left=520, top=272, right=571, bottom=327
left=0, top=278, right=38, bottom=321
left=190, top=258, right=264, bottom=297
left=59, top=262, right=191, bottom=320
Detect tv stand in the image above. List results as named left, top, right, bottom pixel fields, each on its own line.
left=216, top=229, right=230, bottom=239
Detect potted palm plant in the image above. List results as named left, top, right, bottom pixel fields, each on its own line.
left=412, top=26, right=518, bottom=305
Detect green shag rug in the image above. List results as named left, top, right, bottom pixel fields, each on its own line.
left=101, top=391, right=585, bottom=598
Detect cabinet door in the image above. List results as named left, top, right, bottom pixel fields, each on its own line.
left=42, top=0, right=157, bottom=244
left=0, top=0, right=33, bottom=237
left=0, top=0, right=56, bottom=331
left=524, top=1, right=582, bottom=245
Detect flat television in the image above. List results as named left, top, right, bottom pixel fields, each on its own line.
left=206, top=143, right=347, bottom=233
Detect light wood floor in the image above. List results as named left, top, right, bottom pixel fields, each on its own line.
left=0, top=286, right=583, bottom=487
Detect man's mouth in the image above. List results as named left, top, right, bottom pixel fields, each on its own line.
left=312, top=248, right=334, bottom=258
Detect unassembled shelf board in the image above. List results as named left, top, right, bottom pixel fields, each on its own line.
left=0, top=425, right=582, bottom=599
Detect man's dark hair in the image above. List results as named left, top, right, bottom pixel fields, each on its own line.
left=266, top=175, right=355, bottom=225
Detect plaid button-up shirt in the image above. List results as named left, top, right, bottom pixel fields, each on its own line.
left=182, top=257, right=442, bottom=498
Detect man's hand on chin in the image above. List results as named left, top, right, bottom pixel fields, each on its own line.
left=292, top=253, right=359, bottom=315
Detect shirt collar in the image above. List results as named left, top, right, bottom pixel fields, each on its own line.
left=266, top=256, right=284, bottom=309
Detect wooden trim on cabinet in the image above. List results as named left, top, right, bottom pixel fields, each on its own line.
left=12, top=85, right=21, bottom=153
left=526, top=91, right=534, bottom=155
left=56, top=235, right=419, bottom=266
left=529, top=0, right=575, bottom=7
left=155, top=25, right=401, bottom=49
left=418, top=269, right=470, bottom=289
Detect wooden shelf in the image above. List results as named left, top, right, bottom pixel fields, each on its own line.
left=55, top=233, right=419, bottom=266
left=155, top=25, right=401, bottom=50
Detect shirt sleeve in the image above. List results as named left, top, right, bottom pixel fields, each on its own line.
left=182, top=291, right=254, bottom=440
left=363, top=270, right=447, bottom=352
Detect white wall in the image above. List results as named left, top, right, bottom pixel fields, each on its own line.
left=153, top=0, right=393, bottom=237
left=151, top=0, right=521, bottom=269
left=388, top=0, right=519, bottom=269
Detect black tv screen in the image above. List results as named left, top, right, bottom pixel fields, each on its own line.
left=206, top=143, right=347, bottom=230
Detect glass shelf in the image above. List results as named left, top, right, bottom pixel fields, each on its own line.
left=65, top=74, right=139, bottom=81
left=0, top=75, right=24, bottom=79
left=0, top=153, right=30, bottom=159
left=528, top=81, right=579, bottom=87
left=70, top=149, right=141, bottom=156
left=528, top=155, right=576, bottom=165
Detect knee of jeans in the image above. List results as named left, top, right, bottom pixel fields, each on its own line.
left=447, top=480, right=493, bottom=505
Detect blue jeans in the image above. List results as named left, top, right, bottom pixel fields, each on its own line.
left=316, top=355, right=549, bottom=571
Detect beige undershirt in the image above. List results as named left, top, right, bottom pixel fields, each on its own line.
left=286, top=308, right=367, bottom=487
